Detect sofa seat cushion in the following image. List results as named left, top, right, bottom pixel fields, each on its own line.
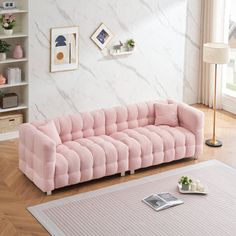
left=110, top=125, right=195, bottom=170
left=145, top=125, right=195, bottom=161
left=54, top=135, right=129, bottom=189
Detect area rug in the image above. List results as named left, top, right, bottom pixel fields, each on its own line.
left=28, top=160, right=236, bottom=236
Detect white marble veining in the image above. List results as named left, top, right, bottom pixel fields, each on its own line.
left=29, top=0, right=201, bottom=121
left=183, top=0, right=202, bottom=105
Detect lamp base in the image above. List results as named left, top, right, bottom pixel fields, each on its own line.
left=205, top=139, right=222, bottom=147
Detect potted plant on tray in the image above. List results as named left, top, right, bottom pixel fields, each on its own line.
left=179, top=176, right=192, bottom=191
left=0, top=40, right=10, bottom=61
left=0, top=14, right=16, bottom=36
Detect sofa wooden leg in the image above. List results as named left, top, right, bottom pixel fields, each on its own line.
left=121, top=172, right=125, bottom=177
left=193, top=154, right=199, bottom=160
left=46, top=191, right=52, bottom=196
left=130, top=170, right=135, bottom=175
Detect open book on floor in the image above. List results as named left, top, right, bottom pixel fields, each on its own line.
left=142, top=192, right=183, bottom=211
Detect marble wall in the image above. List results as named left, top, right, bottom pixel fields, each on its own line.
left=183, top=0, right=201, bottom=105
left=29, top=0, right=201, bottom=121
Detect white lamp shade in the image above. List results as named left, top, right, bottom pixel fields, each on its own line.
left=203, top=42, right=229, bottom=64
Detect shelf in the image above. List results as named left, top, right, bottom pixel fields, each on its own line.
left=0, top=9, right=28, bottom=15
left=0, top=104, right=28, bottom=113
left=109, top=48, right=135, bottom=56
left=0, top=82, right=28, bottom=89
left=0, top=130, right=18, bottom=141
left=0, top=33, right=28, bottom=39
left=0, top=58, right=27, bottom=64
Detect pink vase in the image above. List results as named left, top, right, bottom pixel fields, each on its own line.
left=13, top=44, right=23, bottom=59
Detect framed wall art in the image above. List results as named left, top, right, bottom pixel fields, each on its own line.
left=91, top=23, right=113, bottom=50
left=50, top=26, right=79, bottom=72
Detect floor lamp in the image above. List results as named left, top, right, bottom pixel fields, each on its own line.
left=203, top=42, right=229, bottom=147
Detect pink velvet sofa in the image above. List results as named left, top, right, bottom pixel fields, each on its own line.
left=19, top=100, right=204, bottom=195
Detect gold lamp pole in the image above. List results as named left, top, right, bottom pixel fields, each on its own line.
left=203, top=43, right=229, bottom=147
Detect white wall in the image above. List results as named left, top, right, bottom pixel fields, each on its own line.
left=29, top=0, right=201, bottom=121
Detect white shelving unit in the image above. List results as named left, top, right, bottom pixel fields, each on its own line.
left=0, top=130, right=19, bottom=141
left=0, top=81, right=28, bottom=89
left=0, top=0, right=29, bottom=141
left=0, top=9, right=28, bottom=14
left=0, top=57, right=27, bottom=64
left=0, top=33, right=28, bottom=39
left=0, top=104, right=28, bottom=113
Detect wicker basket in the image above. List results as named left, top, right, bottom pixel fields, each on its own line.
left=0, top=112, right=23, bottom=133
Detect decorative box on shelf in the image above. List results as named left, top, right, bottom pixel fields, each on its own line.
left=0, top=92, right=18, bottom=109
left=0, top=1, right=26, bottom=14
left=2, top=1, right=16, bottom=10
left=0, top=111, right=23, bottom=133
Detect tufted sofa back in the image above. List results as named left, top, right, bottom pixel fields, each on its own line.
left=33, top=100, right=168, bottom=143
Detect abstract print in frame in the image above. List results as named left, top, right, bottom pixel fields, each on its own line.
left=50, top=26, right=79, bottom=72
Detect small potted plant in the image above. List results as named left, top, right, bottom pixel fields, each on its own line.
left=178, top=176, right=192, bottom=191
left=0, top=14, right=16, bottom=36
left=0, top=40, right=10, bottom=61
left=126, top=39, right=135, bottom=51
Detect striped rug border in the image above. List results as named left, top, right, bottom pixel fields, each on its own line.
left=28, top=160, right=234, bottom=236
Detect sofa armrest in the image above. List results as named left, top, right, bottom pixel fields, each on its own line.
left=19, top=123, right=56, bottom=192
left=178, top=104, right=204, bottom=133
left=177, top=104, right=205, bottom=155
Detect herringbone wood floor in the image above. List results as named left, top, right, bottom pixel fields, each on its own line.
left=1, top=105, right=236, bottom=235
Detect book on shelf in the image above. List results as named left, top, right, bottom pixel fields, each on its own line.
left=7, top=67, right=22, bottom=84
left=142, top=192, right=183, bottom=211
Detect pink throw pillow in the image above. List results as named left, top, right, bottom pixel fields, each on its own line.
left=38, top=120, right=61, bottom=146
left=154, top=103, right=178, bottom=127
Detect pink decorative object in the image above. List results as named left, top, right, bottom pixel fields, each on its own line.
left=0, top=74, right=6, bottom=85
left=13, top=44, right=23, bottom=59
left=154, top=103, right=179, bottom=127
left=18, top=100, right=204, bottom=194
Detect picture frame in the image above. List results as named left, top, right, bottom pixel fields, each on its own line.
left=91, top=23, right=114, bottom=50
left=50, top=26, right=79, bottom=73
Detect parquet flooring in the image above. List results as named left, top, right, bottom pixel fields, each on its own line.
left=0, top=105, right=236, bottom=235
